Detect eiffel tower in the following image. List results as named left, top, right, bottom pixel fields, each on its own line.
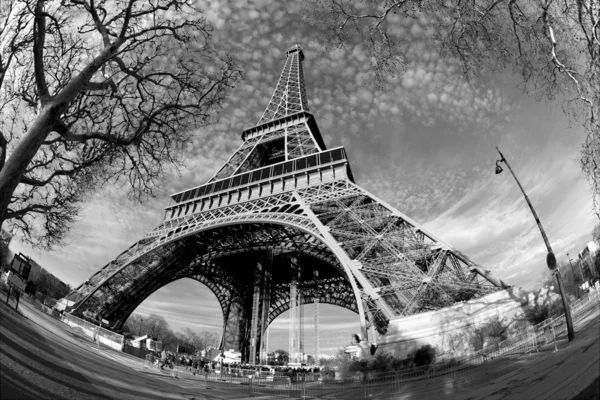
left=66, top=46, right=506, bottom=363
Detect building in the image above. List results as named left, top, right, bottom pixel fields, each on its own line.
left=579, top=241, right=599, bottom=282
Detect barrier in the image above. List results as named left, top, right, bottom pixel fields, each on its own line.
left=62, top=313, right=124, bottom=351
left=59, top=288, right=598, bottom=399
left=137, top=288, right=599, bottom=399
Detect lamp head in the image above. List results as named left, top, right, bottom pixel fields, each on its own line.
left=495, top=160, right=504, bottom=174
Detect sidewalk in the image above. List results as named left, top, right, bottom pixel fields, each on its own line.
left=5, top=290, right=598, bottom=400
left=418, top=308, right=600, bottom=400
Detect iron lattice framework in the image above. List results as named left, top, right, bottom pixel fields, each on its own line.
left=65, top=46, right=506, bottom=362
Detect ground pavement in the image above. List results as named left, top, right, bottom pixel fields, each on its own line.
left=1, top=291, right=598, bottom=400
left=0, top=294, right=276, bottom=400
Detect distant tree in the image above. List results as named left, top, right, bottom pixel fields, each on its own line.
left=123, top=313, right=219, bottom=353
left=33, top=268, right=69, bottom=299
left=201, top=330, right=219, bottom=352
left=274, top=349, right=289, bottom=365
left=123, top=313, right=144, bottom=336
left=524, top=285, right=565, bottom=325
left=0, top=0, right=242, bottom=247
left=541, top=261, right=583, bottom=299
left=160, top=329, right=178, bottom=352
left=593, top=223, right=600, bottom=245
left=0, top=229, right=12, bottom=270
left=25, top=280, right=36, bottom=296
left=176, top=327, right=198, bottom=353
left=142, top=314, right=171, bottom=341
left=305, top=0, right=599, bottom=217
left=176, top=327, right=216, bottom=354
left=469, top=316, right=508, bottom=351
left=318, top=356, right=336, bottom=368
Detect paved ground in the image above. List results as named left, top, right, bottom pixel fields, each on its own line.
left=376, top=303, right=600, bottom=399
left=1, top=291, right=598, bottom=399
left=0, top=294, right=271, bottom=400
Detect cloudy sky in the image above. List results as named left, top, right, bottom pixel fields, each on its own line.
left=9, top=0, right=597, bottom=355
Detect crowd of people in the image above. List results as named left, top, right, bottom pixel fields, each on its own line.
left=153, top=349, right=212, bottom=375
left=151, top=349, right=331, bottom=381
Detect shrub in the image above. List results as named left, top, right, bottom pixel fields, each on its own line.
left=525, top=298, right=564, bottom=325
left=367, top=353, right=404, bottom=372
left=408, top=344, right=436, bottom=366
left=469, top=317, right=509, bottom=351
left=484, top=317, right=508, bottom=339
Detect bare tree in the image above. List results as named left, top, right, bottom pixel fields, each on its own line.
left=177, top=327, right=219, bottom=354
left=142, top=313, right=171, bottom=340
left=305, top=0, right=599, bottom=216
left=0, top=229, right=13, bottom=269
left=592, top=222, right=600, bottom=244
left=0, top=0, right=242, bottom=247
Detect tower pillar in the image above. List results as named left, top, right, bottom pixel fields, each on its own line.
left=250, top=250, right=273, bottom=365
left=289, top=255, right=304, bottom=364
left=314, top=268, right=319, bottom=366
left=259, top=250, right=273, bottom=365
left=249, top=262, right=261, bottom=365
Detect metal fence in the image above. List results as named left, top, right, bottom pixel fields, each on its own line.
left=139, top=288, right=599, bottom=399
left=62, top=313, right=124, bottom=351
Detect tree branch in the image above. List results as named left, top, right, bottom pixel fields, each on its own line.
left=32, top=0, right=50, bottom=104
left=6, top=203, right=55, bottom=219
left=71, top=0, right=113, bottom=46
left=53, top=121, right=132, bottom=145
left=119, top=0, right=136, bottom=40
left=84, top=78, right=117, bottom=93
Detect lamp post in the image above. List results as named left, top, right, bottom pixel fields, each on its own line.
left=567, top=253, right=582, bottom=298
left=495, top=147, right=575, bottom=341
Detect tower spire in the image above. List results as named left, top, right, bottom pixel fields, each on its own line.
left=257, top=46, right=309, bottom=125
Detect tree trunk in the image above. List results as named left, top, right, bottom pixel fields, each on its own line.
left=0, top=106, right=57, bottom=225
left=0, top=134, right=6, bottom=172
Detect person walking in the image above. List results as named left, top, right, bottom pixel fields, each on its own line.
left=159, top=348, right=167, bottom=370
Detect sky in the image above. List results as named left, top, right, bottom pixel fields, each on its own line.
left=8, top=0, right=597, bottom=356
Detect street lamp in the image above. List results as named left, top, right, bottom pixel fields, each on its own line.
left=495, top=147, right=575, bottom=341
left=567, top=253, right=582, bottom=298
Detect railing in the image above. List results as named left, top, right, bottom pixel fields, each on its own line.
left=62, top=313, right=124, bottom=351
left=138, top=288, right=599, bottom=399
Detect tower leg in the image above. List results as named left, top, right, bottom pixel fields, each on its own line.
left=314, top=298, right=319, bottom=366
left=249, top=262, right=261, bottom=365
left=259, top=250, right=273, bottom=365
left=314, top=267, right=319, bottom=366
left=299, top=283, right=304, bottom=363
left=289, top=256, right=304, bottom=365
left=219, top=301, right=232, bottom=352
left=221, top=298, right=245, bottom=354
left=289, top=256, right=298, bottom=364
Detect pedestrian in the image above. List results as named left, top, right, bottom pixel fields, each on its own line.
left=192, top=359, right=198, bottom=375
left=159, top=348, right=167, bottom=370
left=14, top=291, right=20, bottom=310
